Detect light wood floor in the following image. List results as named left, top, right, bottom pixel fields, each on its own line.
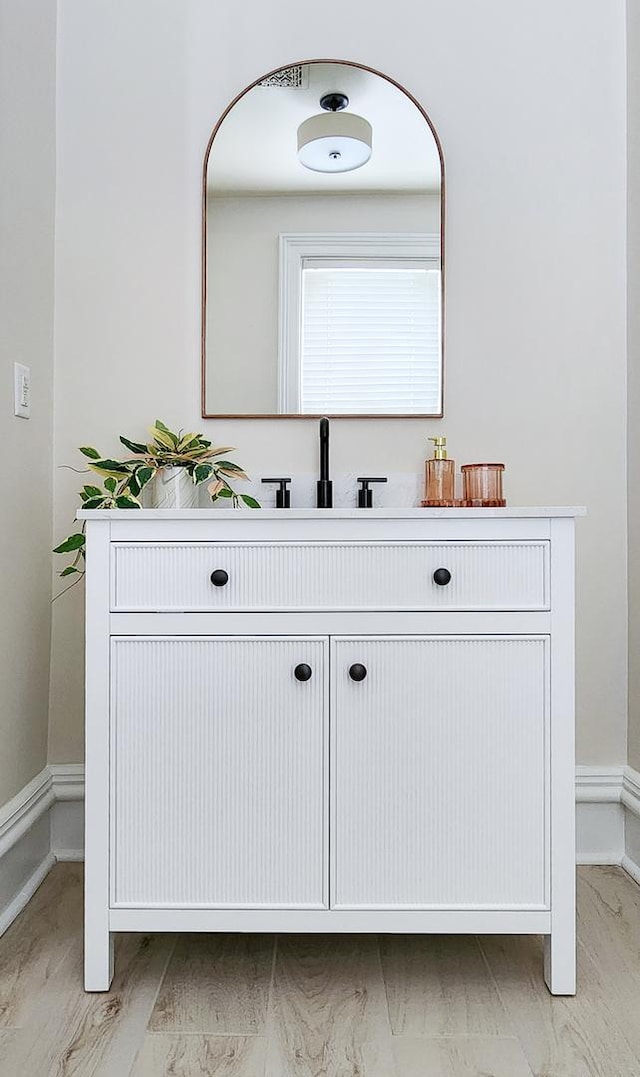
left=0, top=865, right=639, bottom=1076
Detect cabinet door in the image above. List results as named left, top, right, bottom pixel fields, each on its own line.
left=332, top=636, right=549, bottom=910
left=111, top=637, right=327, bottom=908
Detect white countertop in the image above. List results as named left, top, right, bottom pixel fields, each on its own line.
left=77, top=506, right=586, bottom=520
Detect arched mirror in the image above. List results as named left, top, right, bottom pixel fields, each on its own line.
left=202, top=60, right=444, bottom=418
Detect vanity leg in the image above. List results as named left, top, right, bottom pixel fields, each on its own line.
left=84, top=924, right=114, bottom=991
left=84, top=519, right=113, bottom=992
left=545, top=518, right=576, bottom=997
left=543, top=928, right=576, bottom=996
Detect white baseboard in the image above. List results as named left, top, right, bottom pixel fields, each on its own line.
left=0, top=768, right=56, bottom=936
left=49, top=763, right=85, bottom=860
left=0, top=764, right=84, bottom=937
left=51, top=799, right=84, bottom=861
left=576, top=765, right=640, bottom=881
left=49, top=762, right=85, bottom=802
left=575, top=766, right=625, bottom=864
left=0, top=851, right=56, bottom=936
left=621, top=854, right=640, bottom=885
left=621, top=769, right=640, bottom=882
left=576, top=802, right=625, bottom=863
left=0, top=767, right=54, bottom=860
left=0, top=763, right=638, bottom=939
left=621, top=766, right=640, bottom=818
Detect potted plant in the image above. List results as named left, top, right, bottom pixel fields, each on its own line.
left=53, top=420, right=258, bottom=593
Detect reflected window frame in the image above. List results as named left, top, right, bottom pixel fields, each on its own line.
left=278, top=232, right=442, bottom=416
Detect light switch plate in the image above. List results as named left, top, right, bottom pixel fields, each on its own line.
left=14, top=363, right=30, bottom=418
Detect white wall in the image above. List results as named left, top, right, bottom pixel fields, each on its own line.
left=0, top=0, right=56, bottom=803
left=50, top=0, right=628, bottom=765
left=206, top=192, right=439, bottom=412
left=628, top=0, right=640, bottom=773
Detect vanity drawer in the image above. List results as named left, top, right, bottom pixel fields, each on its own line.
left=111, top=541, right=549, bottom=612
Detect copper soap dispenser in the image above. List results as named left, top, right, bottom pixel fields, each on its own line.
left=422, top=436, right=456, bottom=506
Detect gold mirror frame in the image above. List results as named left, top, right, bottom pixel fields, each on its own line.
left=201, top=58, right=445, bottom=419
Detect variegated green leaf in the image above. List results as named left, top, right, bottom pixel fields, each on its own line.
left=214, top=460, right=244, bottom=472
left=153, top=420, right=179, bottom=447
left=53, top=533, right=85, bottom=554
left=119, top=435, right=148, bottom=455
left=135, top=466, right=154, bottom=489
left=88, top=459, right=131, bottom=478
left=193, top=463, right=214, bottom=484
left=177, top=432, right=201, bottom=452
left=150, top=428, right=176, bottom=450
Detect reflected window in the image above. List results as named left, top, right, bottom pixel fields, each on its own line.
left=299, top=259, right=441, bottom=415
left=278, top=231, right=441, bottom=415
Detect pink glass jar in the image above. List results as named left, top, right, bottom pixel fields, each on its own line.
left=461, top=463, right=506, bottom=507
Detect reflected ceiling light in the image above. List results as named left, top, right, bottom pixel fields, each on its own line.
left=297, top=93, right=372, bottom=173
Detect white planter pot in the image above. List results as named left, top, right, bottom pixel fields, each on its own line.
left=150, top=467, right=200, bottom=509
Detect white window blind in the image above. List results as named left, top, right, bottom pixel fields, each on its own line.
left=300, top=259, right=441, bottom=415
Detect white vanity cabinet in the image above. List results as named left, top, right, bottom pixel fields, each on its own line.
left=331, top=635, right=548, bottom=911
left=81, top=507, right=580, bottom=995
left=111, top=636, right=328, bottom=910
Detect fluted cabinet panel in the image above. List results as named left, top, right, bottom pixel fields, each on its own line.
left=112, top=541, right=549, bottom=611
left=111, top=637, right=327, bottom=908
left=332, top=636, right=548, bottom=909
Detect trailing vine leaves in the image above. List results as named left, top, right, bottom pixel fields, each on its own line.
left=53, top=420, right=259, bottom=597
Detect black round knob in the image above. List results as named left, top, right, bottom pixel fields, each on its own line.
left=210, top=569, right=229, bottom=587
left=294, top=663, right=312, bottom=682
left=349, top=663, right=367, bottom=682
left=433, top=567, right=452, bottom=586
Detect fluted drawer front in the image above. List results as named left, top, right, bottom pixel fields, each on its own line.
left=332, top=636, right=549, bottom=910
left=112, top=541, right=549, bottom=611
left=111, top=637, right=328, bottom=908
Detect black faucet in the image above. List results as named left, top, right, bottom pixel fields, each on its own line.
left=357, top=476, right=388, bottom=508
left=316, top=417, right=333, bottom=508
left=261, top=477, right=291, bottom=508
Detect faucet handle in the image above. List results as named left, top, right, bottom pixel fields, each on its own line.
left=356, top=476, right=388, bottom=508
left=261, top=477, right=292, bottom=509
